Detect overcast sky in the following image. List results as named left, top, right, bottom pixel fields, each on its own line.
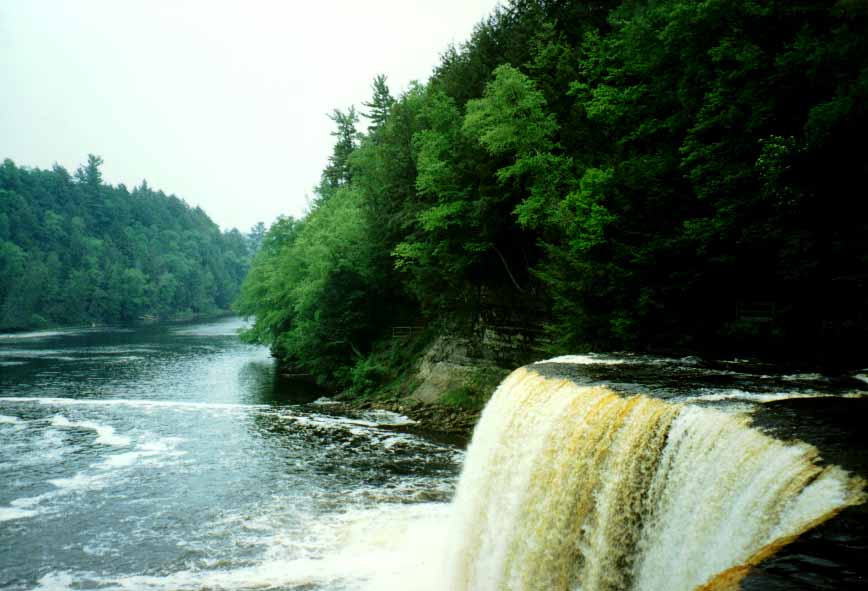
left=0, top=1, right=500, bottom=231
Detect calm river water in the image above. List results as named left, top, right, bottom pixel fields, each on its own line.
left=0, top=318, right=461, bottom=591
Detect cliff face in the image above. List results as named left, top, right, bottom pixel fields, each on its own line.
left=407, top=327, right=551, bottom=406
left=334, top=328, right=546, bottom=435
left=410, top=336, right=506, bottom=404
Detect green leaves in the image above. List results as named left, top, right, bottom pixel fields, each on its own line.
left=362, top=74, right=395, bottom=136
left=320, top=108, right=360, bottom=195
left=463, top=64, right=573, bottom=233
left=464, top=64, right=557, bottom=156
left=563, top=168, right=616, bottom=253
left=0, top=158, right=251, bottom=329
left=417, top=201, right=468, bottom=232
left=236, top=187, right=383, bottom=384
left=237, top=0, right=868, bottom=375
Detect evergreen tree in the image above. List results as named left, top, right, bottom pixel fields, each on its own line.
left=362, top=74, right=395, bottom=135
left=0, top=157, right=251, bottom=329
left=320, top=107, right=359, bottom=194
left=237, top=0, right=868, bottom=388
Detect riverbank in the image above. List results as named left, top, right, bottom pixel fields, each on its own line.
left=0, top=310, right=237, bottom=336
left=317, top=334, right=519, bottom=440
left=329, top=397, right=482, bottom=441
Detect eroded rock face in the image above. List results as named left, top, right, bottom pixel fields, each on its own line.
left=409, top=336, right=506, bottom=404
left=412, top=361, right=486, bottom=403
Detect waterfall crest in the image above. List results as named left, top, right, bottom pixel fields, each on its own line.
left=446, top=367, right=865, bottom=591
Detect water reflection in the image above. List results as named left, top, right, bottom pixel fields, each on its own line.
left=238, top=360, right=326, bottom=407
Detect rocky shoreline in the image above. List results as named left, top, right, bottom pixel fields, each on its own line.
left=309, top=334, right=526, bottom=443
left=328, top=398, right=483, bottom=442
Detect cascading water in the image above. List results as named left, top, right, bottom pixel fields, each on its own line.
left=446, top=367, right=866, bottom=591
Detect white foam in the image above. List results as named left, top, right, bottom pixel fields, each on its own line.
left=0, top=329, right=70, bottom=340
left=314, top=503, right=452, bottom=590
left=542, top=353, right=694, bottom=367
left=32, top=503, right=452, bottom=591
left=0, top=505, right=39, bottom=522
left=853, top=373, right=868, bottom=385
left=0, top=348, right=66, bottom=359
left=0, top=491, right=62, bottom=522
left=674, top=389, right=867, bottom=406
left=50, top=415, right=131, bottom=446
left=0, top=414, right=22, bottom=424
left=82, top=542, right=118, bottom=557
left=281, top=412, right=405, bottom=431
left=782, top=373, right=826, bottom=381
left=2, top=428, right=73, bottom=470
left=100, top=451, right=147, bottom=468
left=11, top=493, right=53, bottom=509
left=358, top=409, right=418, bottom=426
left=0, top=396, right=268, bottom=412
left=100, top=437, right=186, bottom=468
left=34, top=571, right=76, bottom=591
left=544, top=354, right=626, bottom=365
left=138, top=436, right=185, bottom=452
left=48, top=471, right=111, bottom=492
left=0, top=433, right=187, bottom=525
left=35, top=429, right=71, bottom=462
left=93, top=429, right=130, bottom=447
left=311, top=397, right=339, bottom=405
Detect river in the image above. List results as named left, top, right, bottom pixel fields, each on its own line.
left=1, top=318, right=866, bottom=590
left=0, top=317, right=461, bottom=590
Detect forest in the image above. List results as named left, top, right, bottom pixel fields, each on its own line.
left=0, top=156, right=251, bottom=329
left=237, top=0, right=868, bottom=387
left=237, top=0, right=868, bottom=389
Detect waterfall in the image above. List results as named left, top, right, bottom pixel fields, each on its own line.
left=446, top=367, right=865, bottom=591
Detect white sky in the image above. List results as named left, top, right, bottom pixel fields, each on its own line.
left=0, top=0, right=500, bottom=231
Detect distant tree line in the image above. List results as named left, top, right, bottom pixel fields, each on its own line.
left=238, top=0, right=868, bottom=387
left=0, top=155, right=252, bottom=329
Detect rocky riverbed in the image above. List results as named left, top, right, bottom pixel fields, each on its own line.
left=328, top=398, right=482, bottom=441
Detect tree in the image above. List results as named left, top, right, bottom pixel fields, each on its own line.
left=320, top=107, right=359, bottom=194
left=362, top=74, right=395, bottom=135
left=75, top=154, right=103, bottom=188
left=0, top=157, right=251, bottom=329
left=246, top=222, right=267, bottom=255
left=235, top=0, right=868, bottom=383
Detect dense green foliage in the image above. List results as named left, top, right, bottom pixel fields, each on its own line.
left=0, top=156, right=251, bottom=329
left=238, top=0, right=868, bottom=387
